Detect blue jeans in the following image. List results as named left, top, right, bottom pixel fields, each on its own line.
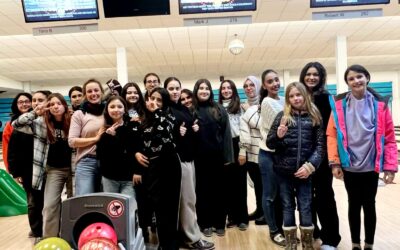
left=278, top=174, right=312, bottom=227
left=75, top=156, right=101, bottom=196
left=259, top=149, right=280, bottom=233
left=102, top=176, right=136, bottom=198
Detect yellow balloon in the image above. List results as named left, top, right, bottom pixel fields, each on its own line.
left=34, top=237, right=71, bottom=250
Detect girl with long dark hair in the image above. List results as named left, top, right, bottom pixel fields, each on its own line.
left=258, top=69, right=286, bottom=247
left=164, top=77, right=214, bottom=249
left=134, top=87, right=182, bottom=250
left=299, top=62, right=341, bottom=249
left=97, top=96, right=136, bottom=198
left=218, top=79, right=249, bottom=231
left=121, top=82, right=146, bottom=121
left=192, top=79, right=234, bottom=237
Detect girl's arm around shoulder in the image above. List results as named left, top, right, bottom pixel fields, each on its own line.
left=326, top=113, right=341, bottom=167
left=239, top=114, right=251, bottom=159
left=68, top=110, right=105, bottom=148
left=307, top=123, right=326, bottom=170
left=266, top=111, right=285, bottom=150
left=12, top=110, right=37, bottom=128
left=221, top=108, right=235, bottom=165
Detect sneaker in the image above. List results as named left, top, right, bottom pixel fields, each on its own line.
left=226, top=220, right=236, bottom=228
left=255, top=216, right=267, bottom=225
left=238, top=223, right=248, bottom=231
left=214, top=228, right=225, bottom=237
left=202, top=228, right=213, bottom=237
left=188, top=239, right=215, bottom=250
left=321, top=245, right=337, bottom=250
left=363, top=243, right=373, bottom=250
left=270, top=232, right=286, bottom=247
left=34, top=237, right=42, bottom=245
left=248, top=210, right=262, bottom=220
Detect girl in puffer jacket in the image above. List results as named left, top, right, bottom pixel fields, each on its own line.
left=267, top=82, right=325, bottom=250
left=327, top=65, right=397, bottom=250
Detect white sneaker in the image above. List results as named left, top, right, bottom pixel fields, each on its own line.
left=270, top=232, right=286, bottom=247
left=320, top=244, right=337, bottom=250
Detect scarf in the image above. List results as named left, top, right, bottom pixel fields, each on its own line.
left=244, top=76, right=261, bottom=106
left=222, top=99, right=231, bottom=108
left=79, top=101, right=105, bottom=116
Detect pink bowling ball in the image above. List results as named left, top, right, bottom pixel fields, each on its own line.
left=78, top=223, right=117, bottom=249
left=80, top=238, right=119, bottom=250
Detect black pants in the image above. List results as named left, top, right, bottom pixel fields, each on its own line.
left=147, top=154, right=182, bottom=250
left=22, top=176, right=44, bottom=237
left=343, top=170, right=379, bottom=245
left=195, top=151, right=227, bottom=230
left=226, top=162, right=248, bottom=224
left=312, top=159, right=341, bottom=246
left=226, top=137, right=248, bottom=225
left=247, top=162, right=263, bottom=216
left=134, top=169, right=154, bottom=239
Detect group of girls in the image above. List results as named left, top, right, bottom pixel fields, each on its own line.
left=208, top=63, right=396, bottom=250
left=256, top=63, right=397, bottom=250
left=2, top=75, right=211, bottom=250
left=3, top=64, right=397, bottom=250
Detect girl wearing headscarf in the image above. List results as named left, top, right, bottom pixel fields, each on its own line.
left=238, top=76, right=265, bottom=224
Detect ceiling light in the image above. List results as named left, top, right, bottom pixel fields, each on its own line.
left=228, top=34, right=244, bottom=55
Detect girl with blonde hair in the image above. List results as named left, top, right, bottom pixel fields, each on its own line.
left=267, top=82, right=325, bottom=250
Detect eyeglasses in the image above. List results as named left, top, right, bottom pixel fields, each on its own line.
left=17, top=100, right=31, bottom=105
left=146, top=80, right=159, bottom=84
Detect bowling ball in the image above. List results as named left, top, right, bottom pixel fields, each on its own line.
left=34, top=237, right=71, bottom=250
left=78, top=222, right=117, bottom=249
left=80, top=238, right=119, bottom=250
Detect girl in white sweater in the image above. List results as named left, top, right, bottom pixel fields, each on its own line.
left=258, top=69, right=286, bottom=247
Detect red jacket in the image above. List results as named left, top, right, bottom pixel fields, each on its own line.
left=2, top=121, right=13, bottom=172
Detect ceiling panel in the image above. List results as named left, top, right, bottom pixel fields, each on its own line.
left=0, top=0, right=398, bottom=88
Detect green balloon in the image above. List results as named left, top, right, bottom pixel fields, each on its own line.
left=34, top=237, right=71, bottom=250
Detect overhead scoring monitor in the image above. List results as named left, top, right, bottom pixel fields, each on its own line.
left=179, top=0, right=256, bottom=14
left=310, top=0, right=390, bottom=8
left=22, top=0, right=99, bottom=23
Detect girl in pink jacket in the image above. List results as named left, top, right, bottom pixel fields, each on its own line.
left=327, top=64, right=398, bottom=250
